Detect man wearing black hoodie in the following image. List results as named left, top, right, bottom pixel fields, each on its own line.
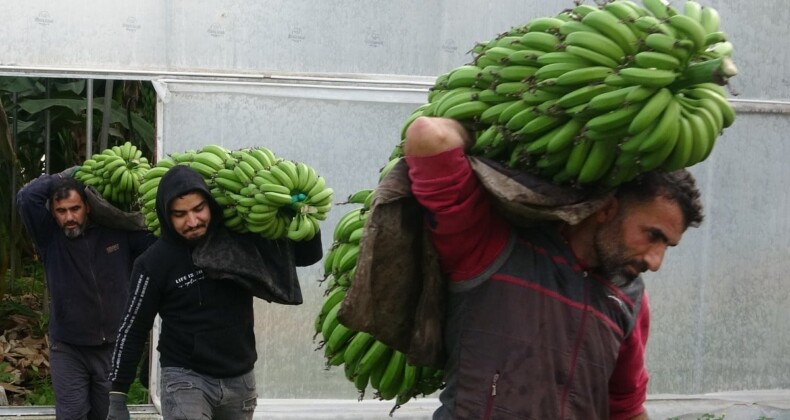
left=106, top=165, right=322, bottom=419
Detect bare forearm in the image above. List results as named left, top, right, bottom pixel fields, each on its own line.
left=403, top=117, right=471, bottom=157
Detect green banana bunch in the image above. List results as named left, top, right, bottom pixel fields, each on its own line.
left=313, top=195, right=446, bottom=408
left=75, top=141, right=151, bottom=211
left=394, top=0, right=738, bottom=187
left=138, top=144, right=330, bottom=241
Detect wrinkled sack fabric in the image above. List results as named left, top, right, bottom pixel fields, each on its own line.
left=192, top=228, right=304, bottom=305
left=338, top=157, right=613, bottom=368
left=84, top=185, right=147, bottom=231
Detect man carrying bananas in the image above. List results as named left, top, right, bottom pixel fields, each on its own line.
left=403, top=117, right=704, bottom=420
left=106, top=165, right=322, bottom=419
left=16, top=167, right=155, bottom=420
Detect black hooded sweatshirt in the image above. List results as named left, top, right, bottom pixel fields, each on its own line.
left=109, top=165, right=322, bottom=393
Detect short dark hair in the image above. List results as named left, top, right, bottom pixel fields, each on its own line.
left=615, top=169, right=704, bottom=229
left=50, top=177, right=87, bottom=209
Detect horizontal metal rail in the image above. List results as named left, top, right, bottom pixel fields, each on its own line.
left=1, top=65, right=788, bottom=113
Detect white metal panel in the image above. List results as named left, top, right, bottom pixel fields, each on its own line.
left=155, top=79, right=790, bottom=399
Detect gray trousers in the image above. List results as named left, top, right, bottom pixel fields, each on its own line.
left=49, top=341, right=113, bottom=420
left=160, top=367, right=257, bottom=420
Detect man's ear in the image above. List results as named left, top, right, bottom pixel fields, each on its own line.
left=595, top=196, right=619, bottom=224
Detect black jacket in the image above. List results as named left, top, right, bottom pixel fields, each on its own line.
left=109, top=165, right=322, bottom=392
left=16, top=174, right=153, bottom=346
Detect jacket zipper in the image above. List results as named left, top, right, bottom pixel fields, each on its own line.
left=84, top=234, right=106, bottom=342
left=483, top=371, right=500, bottom=420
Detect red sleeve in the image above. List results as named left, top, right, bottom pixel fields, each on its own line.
left=405, top=148, right=509, bottom=282
left=609, top=292, right=650, bottom=420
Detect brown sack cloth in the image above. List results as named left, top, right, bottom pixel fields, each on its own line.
left=84, top=185, right=148, bottom=231
left=338, top=156, right=613, bottom=368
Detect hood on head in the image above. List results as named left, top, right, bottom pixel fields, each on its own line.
left=155, top=165, right=222, bottom=244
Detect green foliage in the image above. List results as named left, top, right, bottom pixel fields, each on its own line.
left=127, top=379, right=150, bottom=404
left=0, top=362, right=13, bottom=383
left=23, top=372, right=55, bottom=406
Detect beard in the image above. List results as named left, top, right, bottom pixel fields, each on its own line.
left=593, top=217, right=647, bottom=286
left=62, top=221, right=87, bottom=239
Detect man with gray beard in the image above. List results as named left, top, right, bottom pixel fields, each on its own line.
left=17, top=169, right=154, bottom=420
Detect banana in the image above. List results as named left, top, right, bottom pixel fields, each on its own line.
left=507, top=49, right=545, bottom=66
left=682, top=87, right=735, bottom=128
left=337, top=329, right=372, bottom=373
left=526, top=16, right=565, bottom=32
left=480, top=101, right=517, bottom=124
left=644, top=33, right=694, bottom=61
left=683, top=1, right=703, bottom=23
left=258, top=183, right=292, bottom=195
left=533, top=62, right=588, bottom=81
left=471, top=125, right=501, bottom=153
left=577, top=138, right=619, bottom=184
left=603, top=1, right=643, bottom=22
left=446, top=65, right=483, bottom=89
left=103, top=156, right=126, bottom=175
left=355, top=340, right=392, bottom=378
left=700, top=6, right=721, bottom=34
left=194, top=151, right=226, bottom=171
left=585, top=102, right=644, bottom=132
left=679, top=96, right=724, bottom=133
left=504, top=107, right=540, bottom=132
left=633, top=51, right=681, bottom=70
left=572, top=4, right=599, bottom=18
left=586, top=86, right=638, bottom=112
left=320, top=300, right=343, bottom=343
left=325, top=313, right=356, bottom=355
left=519, top=114, right=567, bottom=138
left=618, top=67, right=677, bottom=88
left=247, top=148, right=273, bottom=169
left=641, top=0, right=675, bottom=19
left=476, top=88, right=511, bottom=104
left=214, top=175, right=245, bottom=194
left=307, top=187, right=334, bottom=207
left=704, top=31, right=727, bottom=46
left=556, top=84, right=615, bottom=109
left=563, top=31, right=626, bottom=62
left=536, top=52, right=592, bottom=67
left=443, top=101, right=490, bottom=121
left=497, top=100, right=530, bottom=124
left=667, top=14, right=707, bottom=52
left=558, top=20, right=601, bottom=37
left=268, top=164, right=295, bottom=191
left=480, top=46, right=516, bottom=64
left=554, top=66, right=614, bottom=86
left=581, top=10, right=639, bottom=55
left=563, top=45, right=620, bottom=68
left=378, top=350, right=406, bottom=401
left=434, top=88, right=481, bottom=116
left=200, top=144, right=231, bottom=161
left=496, top=65, right=539, bottom=82
left=518, top=32, right=561, bottom=52
left=682, top=110, right=711, bottom=166
left=189, top=161, right=217, bottom=179
left=661, top=115, right=694, bottom=171
left=521, top=89, right=561, bottom=106
left=628, top=88, right=673, bottom=135
left=565, top=138, right=594, bottom=177
left=619, top=120, right=658, bottom=154
left=546, top=118, right=584, bottom=154
left=638, top=97, right=681, bottom=153
left=638, top=117, right=679, bottom=171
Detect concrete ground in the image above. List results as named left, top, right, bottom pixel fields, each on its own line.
left=0, top=390, right=789, bottom=419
